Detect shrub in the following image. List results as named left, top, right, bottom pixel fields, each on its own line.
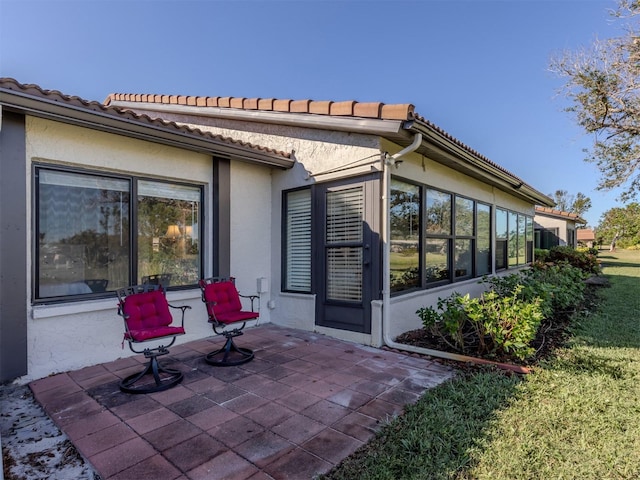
left=534, top=248, right=550, bottom=262
left=417, top=287, right=544, bottom=360
left=543, top=245, right=601, bottom=274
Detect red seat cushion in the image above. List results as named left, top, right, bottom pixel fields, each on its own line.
left=203, top=281, right=259, bottom=325
left=122, top=290, right=184, bottom=342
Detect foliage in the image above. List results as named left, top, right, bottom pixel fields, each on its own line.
left=577, top=246, right=599, bottom=256
left=418, top=254, right=589, bottom=361
left=536, top=245, right=601, bottom=274
left=534, top=248, right=549, bottom=262
left=417, top=287, right=544, bottom=360
left=547, top=189, right=591, bottom=220
left=550, top=0, right=640, bottom=201
left=597, top=202, right=640, bottom=247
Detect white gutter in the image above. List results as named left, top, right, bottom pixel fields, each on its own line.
left=381, top=138, right=532, bottom=373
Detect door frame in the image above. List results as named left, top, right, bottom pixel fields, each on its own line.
left=312, top=173, right=381, bottom=334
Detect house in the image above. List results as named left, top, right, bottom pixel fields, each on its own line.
left=0, top=78, right=293, bottom=382
left=577, top=228, right=596, bottom=248
left=0, top=78, right=554, bottom=383
left=104, top=92, right=554, bottom=350
left=533, top=206, right=585, bottom=249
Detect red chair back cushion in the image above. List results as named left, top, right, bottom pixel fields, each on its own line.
left=122, top=290, right=173, bottom=331
left=203, top=281, right=242, bottom=318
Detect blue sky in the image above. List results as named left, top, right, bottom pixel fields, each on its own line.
left=0, top=0, right=627, bottom=226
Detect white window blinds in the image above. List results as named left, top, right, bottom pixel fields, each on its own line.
left=326, top=187, right=364, bottom=302
left=285, top=189, right=312, bottom=292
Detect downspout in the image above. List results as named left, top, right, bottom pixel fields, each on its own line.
left=381, top=133, right=531, bottom=375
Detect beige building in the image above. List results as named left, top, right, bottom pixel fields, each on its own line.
left=534, top=206, right=585, bottom=249
left=1, top=77, right=554, bottom=382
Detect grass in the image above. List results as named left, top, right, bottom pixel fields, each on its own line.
left=322, top=249, right=640, bottom=480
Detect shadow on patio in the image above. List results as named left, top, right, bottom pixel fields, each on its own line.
left=29, top=325, right=456, bottom=480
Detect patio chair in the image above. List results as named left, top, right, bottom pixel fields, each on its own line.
left=199, top=277, right=259, bottom=366
left=116, top=284, right=190, bottom=394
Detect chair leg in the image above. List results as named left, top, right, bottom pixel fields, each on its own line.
left=120, top=349, right=183, bottom=394
left=205, top=331, right=254, bottom=367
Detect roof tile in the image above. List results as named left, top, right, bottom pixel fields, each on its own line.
left=309, top=100, right=332, bottom=115
left=354, top=102, right=382, bottom=118
left=196, top=97, right=207, bottom=107
left=230, top=97, right=245, bottom=109
left=381, top=103, right=414, bottom=120
left=0, top=78, right=292, bottom=161
left=218, top=97, right=231, bottom=108
left=273, top=99, right=292, bottom=112
left=244, top=98, right=259, bottom=110
left=186, top=96, right=197, bottom=106
left=258, top=98, right=274, bottom=110
left=330, top=100, right=355, bottom=116
left=206, top=97, right=218, bottom=107
left=290, top=99, right=311, bottom=113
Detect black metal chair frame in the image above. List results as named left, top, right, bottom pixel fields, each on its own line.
left=199, top=277, right=259, bottom=367
left=117, top=284, right=190, bottom=394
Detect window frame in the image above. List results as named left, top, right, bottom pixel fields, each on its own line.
left=389, top=178, right=422, bottom=293
left=390, top=177, right=495, bottom=293
left=33, top=164, right=204, bottom=302
left=495, top=207, right=533, bottom=271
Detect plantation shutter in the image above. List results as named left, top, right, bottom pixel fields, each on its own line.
left=326, top=187, right=364, bottom=302
left=285, top=189, right=312, bottom=292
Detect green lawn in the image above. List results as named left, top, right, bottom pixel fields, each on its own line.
left=322, top=249, right=640, bottom=480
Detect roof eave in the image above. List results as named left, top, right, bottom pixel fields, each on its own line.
left=0, top=89, right=294, bottom=169
left=107, top=100, right=407, bottom=137
left=408, top=121, right=554, bottom=207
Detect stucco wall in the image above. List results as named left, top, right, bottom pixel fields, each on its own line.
left=534, top=215, right=572, bottom=244
left=149, top=111, right=384, bottom=338
left=22, top=117, right=265, bottom=381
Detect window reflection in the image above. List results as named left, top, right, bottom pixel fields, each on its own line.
left=37, top=170, right=130, bottom=297
left=390, top=180, right=420, bottom=292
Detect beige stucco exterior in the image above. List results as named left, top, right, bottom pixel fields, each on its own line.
left=13, top=104, right=542, bottom=381
left=134, top=113, right=536, bottom=348
left=23, top=117, right=267, bottom=381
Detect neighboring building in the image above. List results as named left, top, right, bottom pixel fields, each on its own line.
left=534, top=206, right=585, bottom=249
left=0, top=78, right=554, bottom=382
left=577, top=228, right=596, bottom=248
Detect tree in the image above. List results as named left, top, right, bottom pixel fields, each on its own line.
left=597, top=202, right=640, bottom=247
left=548, top=189, right=592, bottom=221
left=550, top=1, right=640, bottom=202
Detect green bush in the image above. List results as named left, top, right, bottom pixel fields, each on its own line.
left=542, top=245, right=601, bottom=274
left=534, top=248, right=550, bottom=262
left=417, top=287, right=544, bottom=360
left=418, top=260, right=588, bottom=361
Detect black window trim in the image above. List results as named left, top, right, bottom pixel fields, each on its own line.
left=33, top=163, right=204, bottom=304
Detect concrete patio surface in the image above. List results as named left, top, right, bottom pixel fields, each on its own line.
left=23, top=325, right=456, bottom=479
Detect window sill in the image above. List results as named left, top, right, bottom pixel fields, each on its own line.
left=32, top=288, right=201, bottom=319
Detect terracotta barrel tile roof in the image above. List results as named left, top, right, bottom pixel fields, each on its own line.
left=101, top=89, right=551, bottom=204
left=0, top=78, right=292, bottom=161
left=104, top=92, right=415, bottom=121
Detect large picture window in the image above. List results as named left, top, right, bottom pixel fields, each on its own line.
left=389, top=178, right=494, bottom=292
left=35, top=166, right=202, bottom=300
